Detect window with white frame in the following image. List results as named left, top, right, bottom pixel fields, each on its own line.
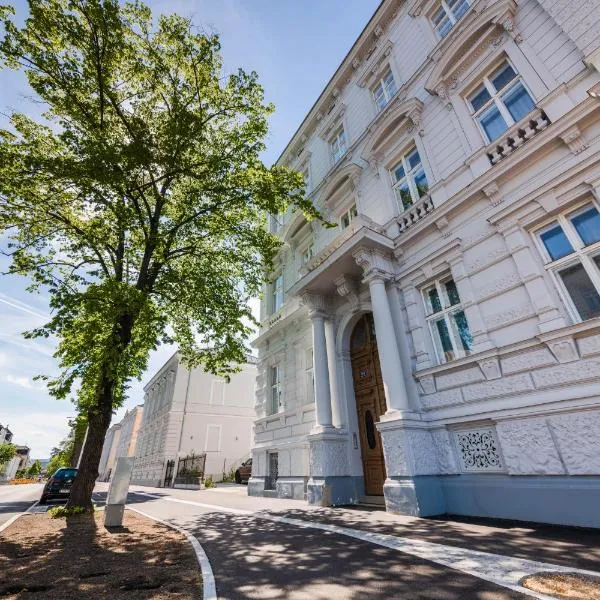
left=390, top=147, right=429, bottom=211
left=330, top=128, right=347, bottom=164
left=271, top=273, right=284, bottom=314
left=269, top=364, right=282, bottom=414
left=372, top=69, right=397, bottom=112
left=534, top=201, right=600, bottom=322
left=423, top=277, right=473, bottom=363
left=301, top=239, right=314, bottom=265
left=466, top=60, right=535, bottom=142
left=432, top=0, right=470, bottom=38
left=340, top=203, right=358, bottom=229
left=305, top=348, right=315, bottom=404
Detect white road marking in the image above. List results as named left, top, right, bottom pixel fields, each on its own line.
left=0, top=499, right=39, bottom=534
left=128, top=505, right=217, bottom=600
left=129, top=490, right=600, bottom=600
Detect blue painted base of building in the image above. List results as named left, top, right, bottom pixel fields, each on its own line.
left=307, top=475, right=364, bottom=507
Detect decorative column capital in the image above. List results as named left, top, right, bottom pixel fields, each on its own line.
left=301, top=292, right=330, bottom=318
left=353, top=246, right=394, bottom=283
left=334, top=274, right=360, bottom=306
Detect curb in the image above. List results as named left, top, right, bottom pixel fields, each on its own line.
left=127, top=506, right=217, bottom=600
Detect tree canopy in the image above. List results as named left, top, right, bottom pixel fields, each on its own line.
left=0, top=0, right=318, bottom=507
left=0, top=442, right=16, bottom=466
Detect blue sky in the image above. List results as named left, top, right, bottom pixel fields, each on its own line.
left=0, top=0, right=381, bottom=458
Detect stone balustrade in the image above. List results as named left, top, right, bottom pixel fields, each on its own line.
left=397, top=195, right=435, bottom=234
left=487, top=109, right=551, bottom=165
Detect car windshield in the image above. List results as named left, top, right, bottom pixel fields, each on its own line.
left=54, top=469, right=77, bottom=480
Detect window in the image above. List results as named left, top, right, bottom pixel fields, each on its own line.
left=269, top=212, right=284, bottom=234
left=305, top=348, right=315, bottom=404
left=269, top=365, right=282, bottom=415
left=391, top=147, right=429, bottom=211
left=301, top=241, right=314, bottom=265
left=271, top=274, right=284, bottom=314
left=423, top=277, right=473, bottom=363
left=535, top=202, right=600, bottom=322
left=432, top=0, right=470, bottom=37
left=331, top=128, right=347, bottom=164
left=372, top=69, right=398, bottom=112
left=340, top=204, right=358, bottom=229
left=467, top=60, right=535, bottom=142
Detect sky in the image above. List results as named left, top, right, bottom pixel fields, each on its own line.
left=0, top=0, right=382, bottom=458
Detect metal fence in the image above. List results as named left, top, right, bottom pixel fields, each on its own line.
left=175, top=453, right=206, bottom=486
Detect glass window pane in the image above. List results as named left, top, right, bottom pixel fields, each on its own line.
left=469, top=84, right=491, bottom=112
left=503, top=82, right=535, bottom=123
left=435, top=318, right=455, bottom=362
left=414, top=168, right=429, bottom=198
left=445, top=279, right=461, bottom=306
left=449, top=0, right=470, bottom=19
left=570, top=206, right=600, bottom=246
left=407, top=149, right=421, bottom=169
left=540, top=224, right=573, bottom=261
left=384, top=72, right=397, bottom=97
left=393, top=164, right=405, bottom=182
left=428, top=288, right=443, bottom=313
left=395, top=181, right=413, bottom=210
left=452, top=310, right=473, bottom=353
left=433, top=8, right=452, bottom=37
left=480, top=105, right=508, bottom=141
left=374, top=84, right=386, bottom=111
left=491, top=63, right=517, bottom=92
left=559, top=262, right=600, bottom=321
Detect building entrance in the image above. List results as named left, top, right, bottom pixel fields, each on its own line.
left=350, top=313, right=387, bottom=496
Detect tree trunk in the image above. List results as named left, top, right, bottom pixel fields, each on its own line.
left=67, top=385, right=113, bottom=510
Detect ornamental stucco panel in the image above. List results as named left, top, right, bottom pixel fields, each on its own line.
left=431, top=429, right=459, bottom=474
left=548, top=411, right=600, bottom=475
left=380, top=427, right=438, bottom=477
left=496, top=418, right=564, bottom=475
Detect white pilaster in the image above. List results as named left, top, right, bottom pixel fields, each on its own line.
left=325, top=318, right=342, bottom=428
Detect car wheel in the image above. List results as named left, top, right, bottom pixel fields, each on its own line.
left=234, top=470, right=242, bottom=484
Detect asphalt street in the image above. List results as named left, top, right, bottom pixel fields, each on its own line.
left=0, top=483, right=43, bottom=529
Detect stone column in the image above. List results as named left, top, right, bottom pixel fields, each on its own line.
left=325, top=319, right=342, bottom=428
left=303, top=293, right=333, bottom=430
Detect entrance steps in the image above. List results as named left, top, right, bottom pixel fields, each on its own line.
left=359, top=495, right=386, bottom=508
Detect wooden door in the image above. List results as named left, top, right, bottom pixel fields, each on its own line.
left=350, top=314, right=387, bottom=496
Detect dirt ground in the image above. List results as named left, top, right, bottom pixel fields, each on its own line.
left=522, top=572, right=600, bottom=600
left=0, top=509, right=202, bottom=599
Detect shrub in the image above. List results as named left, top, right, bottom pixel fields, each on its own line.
left=48, top=505, right=89, bottom=519
left=222, top=467, right=236, bottom=483
left=203, top=475, right=216, bottom=489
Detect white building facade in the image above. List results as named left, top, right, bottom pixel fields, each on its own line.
left=132, top=353, right=256, bottom=486
left=250, top=0, right=600, bottom=528
left=115, top=405, right=144, bottom=460
left=97, top=423, right=121, bottom=481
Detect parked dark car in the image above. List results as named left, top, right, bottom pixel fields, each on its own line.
left=235, top=459, right=252, bottom=484
left=39, top=467, right=78, bottom=504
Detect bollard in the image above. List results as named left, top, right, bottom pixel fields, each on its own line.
left=104, top=456, right=135, bottom=527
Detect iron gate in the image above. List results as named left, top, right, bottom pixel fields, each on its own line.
left=175, top=453, right=206, bottom=485
left=163, top=459, right=175, bottom=487
left=265, top=452, right=278, bottom=490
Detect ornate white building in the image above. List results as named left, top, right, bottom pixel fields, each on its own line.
left=249, top=0, right=600, bottom=527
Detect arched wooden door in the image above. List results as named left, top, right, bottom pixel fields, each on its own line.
left=350, top=314, right=387, bottom=496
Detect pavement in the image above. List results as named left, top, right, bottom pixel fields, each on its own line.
left=0, top=483, right=43, bottom=529
left=88, top=482, right=600, bottom=599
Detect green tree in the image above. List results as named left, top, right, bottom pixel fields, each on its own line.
left=0, top=442, right=16, bottom=468
left=27, top=459, right=42, bottom=477
left=0, top=1, right=318, bottom=509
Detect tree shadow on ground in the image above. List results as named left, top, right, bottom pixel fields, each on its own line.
left=182, top=511, right=527, bottom=600
left=0, top=511, right=202, bottom=599
left=268, top=507, right=600, bottom=573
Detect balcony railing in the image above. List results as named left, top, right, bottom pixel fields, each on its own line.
left=397, top=195, right=435, bottom=234
left=487, top=108, right=551, bottom=165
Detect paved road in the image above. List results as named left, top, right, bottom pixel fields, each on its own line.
left=93, top=483, right=600, bottom=599
left=0, top=483, right=43, bottom=529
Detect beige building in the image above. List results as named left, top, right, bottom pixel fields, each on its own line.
left=97, top=423, right=121, bottom=482
left=250, top=0, right=600, bottom=527
left=115, top=405, right=144, bottom=459
left=132, top=353, right=256, bottom=487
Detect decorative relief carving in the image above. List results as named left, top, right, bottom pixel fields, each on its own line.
left=462, top=373, right=534, bottom=402
left=559, top=125, right=588, bottom=155
left=478, top=357, right=502, bottom=380
left=435, top=367, right=484, bottom=391
left=417, top=374, right=436, bottom=395
left=453, top=426, right=504, bottom=473
left=578, top=334, right=600, bottom=357
left=482, top=182, right=502, bottom=207
left=486, top=303, right=535, bottom=331
left=501, top=348, right=556, bottom=374
left=547, top=411, right=600, bottom=475
left=546, top=337, right=579, bottom=364
left=334, top=274, right=360, bottom=307
left=474, top=272, right=521, bottom=302
left=379, top=427, right=438, bottom=476
left=532, top=357, right=600, bottom=389
left=496, top=419, right=564, bottom=475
